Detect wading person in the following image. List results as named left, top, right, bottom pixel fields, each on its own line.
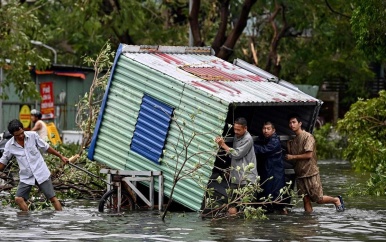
left=215, top=117, right=258, bottom=215
left=254, top=121, right=287, bottom=214
left=285, top=114, right=344, bottom=213
left=30, top=109, right=48, bottom=140
left=215, top=117, right=258, bottom=187
left=0, top=119, right=69, bottom=211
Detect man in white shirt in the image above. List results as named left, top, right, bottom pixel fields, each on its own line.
left=0, top=119, right=69, bottom=211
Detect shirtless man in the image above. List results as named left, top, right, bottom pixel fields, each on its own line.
left=31, top=109, right=48, bottom=140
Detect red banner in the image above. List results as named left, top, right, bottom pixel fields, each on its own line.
left=40, top=82, right=55, bottom=119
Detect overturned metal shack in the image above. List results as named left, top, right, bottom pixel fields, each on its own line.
left=87, top=44, right=322, bottom=211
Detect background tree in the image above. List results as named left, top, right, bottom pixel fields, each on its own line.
left=36, top=0, right=189, bottom=65
left=351, top=0, right=386, bottom=62
left=337, top=90, right=386, bottom=196
left=244, top=0, right=374, bottom=106
left=1, top=0, right=381, bottom=107
left=0, top=0, right=49, bottom=101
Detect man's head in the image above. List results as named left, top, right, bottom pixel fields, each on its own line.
left=233, top=117, right=248, bottom=138
left=288, top=113, right=302, bottom=133
left=262, top=121, right=275, bottom=138
left=31, top=109, right=42, bottom=122
left=8, top=119, right=25, bottom=141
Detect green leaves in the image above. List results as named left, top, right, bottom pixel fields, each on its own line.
left=338, top=91, right=386, bottom=196
left=0, top=1, right=50, bottom=101
left=314, top=123, right=345, bottom=160
left=351, top=0, right=386, bottom=61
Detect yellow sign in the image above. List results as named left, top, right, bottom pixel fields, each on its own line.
left=19, top=105, right=31, bottom=128
left=46, top=122, right=62, bottom=145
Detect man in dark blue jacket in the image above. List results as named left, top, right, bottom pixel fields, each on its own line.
left=254, top=121, right=287, bottom=214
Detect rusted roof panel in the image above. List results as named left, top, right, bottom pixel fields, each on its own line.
left=122, top=50, right=318, bottom=105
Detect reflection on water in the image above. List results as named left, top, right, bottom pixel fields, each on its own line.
left=0, top=160, right=385, bottom=241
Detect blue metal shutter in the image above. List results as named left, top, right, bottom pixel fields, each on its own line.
left=130, top=95, right=174, bottom=164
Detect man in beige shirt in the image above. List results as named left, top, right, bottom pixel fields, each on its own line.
left=285, top=114, right=345, bottom=213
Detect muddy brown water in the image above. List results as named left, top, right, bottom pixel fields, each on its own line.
left=0, top=160, right=385, bottom=241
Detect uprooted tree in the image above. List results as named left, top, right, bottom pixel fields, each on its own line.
left=337, top=90, right=386, bottom=196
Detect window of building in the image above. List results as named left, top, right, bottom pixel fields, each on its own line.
left=130, top=95, right=174, bottom=164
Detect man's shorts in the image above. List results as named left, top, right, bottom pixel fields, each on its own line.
left=16, top=178, right=56, bottom=201
left=296, top=174, right=323, bottom=203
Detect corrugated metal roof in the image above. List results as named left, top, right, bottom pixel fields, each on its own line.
left=121, top=46, right=319, bottom=106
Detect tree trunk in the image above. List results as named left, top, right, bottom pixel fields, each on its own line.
left=216, top=0, right=258, bottom=60
left=265, top=2, right=289, bottom=77
left=212, top=0, right=230, bottom=53
left=101, top=0, right=135, bottom=45
left=189, top=0, right=204, bottom=46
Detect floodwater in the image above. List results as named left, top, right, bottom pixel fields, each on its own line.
left=0, top=160, right=385, bottom=241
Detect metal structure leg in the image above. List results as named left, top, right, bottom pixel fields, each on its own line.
left=100, top=169, right=164, bottom=212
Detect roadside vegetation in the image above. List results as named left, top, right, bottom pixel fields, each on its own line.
left=314, top=124, right=346, bottom=160
left=314, top=91, right=386, bottom=197
left=337, top=91, right=386, bottom=196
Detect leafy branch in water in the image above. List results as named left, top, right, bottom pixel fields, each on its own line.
left=201, top=164, right=297, bottom=220
left=160, top=108, right=223, bottom=220
left=0, top=143, right=106, bottom=210
left=338, top=90, right=386, bottom=196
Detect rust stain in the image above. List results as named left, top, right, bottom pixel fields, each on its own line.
left=191, top=81, right=218, bottom=93
left=155, top=53, right=185, bottom=65
left=211, top=82, right=241, bottom=94
left=246, top=75, right=264, bottom=82
left=181, top=67, right=239, bottom=81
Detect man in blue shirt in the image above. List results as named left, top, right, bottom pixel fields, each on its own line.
left=254, top=121, right=287, bottom=214
left=0, top=119, right=69, bottom=211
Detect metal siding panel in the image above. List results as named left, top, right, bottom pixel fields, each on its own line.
left=94, top=132, right=130, bottom=169
left=93, top=55, right=218, bottom=210
left=122, top=150, right=207, bottom=210
left=88, top=44, right=124, bottom=161
left=159, top=82, right=229, bottom=210
left=115, top=56, right=183, bottom=107
left=131, top=95, right=173, bottom=164
left=177, top=84, right=229, bottom=126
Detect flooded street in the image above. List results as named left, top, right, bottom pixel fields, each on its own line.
left=0, top=160, right=385, bottom=241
